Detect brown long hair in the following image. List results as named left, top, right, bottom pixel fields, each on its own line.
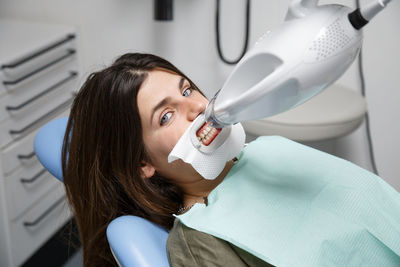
left=62, top=53, right=200, bottom=266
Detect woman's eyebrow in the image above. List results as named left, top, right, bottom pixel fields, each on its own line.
left=178, top=77, right=185, bottom=90
left=150, top=77, right=186, bottom=123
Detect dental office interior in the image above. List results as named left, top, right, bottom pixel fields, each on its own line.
left=0, top=0, right=399, bottom=266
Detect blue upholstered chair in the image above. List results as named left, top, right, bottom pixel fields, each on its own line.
left=33, top=117, right=170, bottom=267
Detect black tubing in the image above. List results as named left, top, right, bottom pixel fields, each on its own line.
left=355, top=0, right=379, bottom=175
left=216, top=0, right=250, bottom=65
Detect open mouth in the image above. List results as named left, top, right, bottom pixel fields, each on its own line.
left=196, top=122, right=222, bottom=146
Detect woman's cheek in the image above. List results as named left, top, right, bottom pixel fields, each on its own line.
left=158, top=127, right=179, bottom=154
left=161, top=117, right=190, bottom=154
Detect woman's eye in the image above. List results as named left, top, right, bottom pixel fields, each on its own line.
left=182, top=87, right=192, bottom=97
left=160, top=112, right=172, bottom=126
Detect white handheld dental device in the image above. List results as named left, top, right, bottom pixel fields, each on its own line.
left=169, top=0, right=392, bottom=179
left=204, top=0, right=392, bottom=129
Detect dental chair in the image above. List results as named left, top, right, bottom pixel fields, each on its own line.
left=33, top=116, right=170, bottom=267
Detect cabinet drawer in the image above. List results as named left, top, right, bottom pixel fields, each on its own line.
left=0, top=46, right=77, bottom=98
left=0, top=91, right=73, bottom=149
left=0, top=58, right=78, bottom=123
left=0, top=34, right=76, bottom=85
left=1, top=109, right=70, bottom=175
left=5, top=160, right=60, bottom=221
left=9, top=183, right=71, bottom=267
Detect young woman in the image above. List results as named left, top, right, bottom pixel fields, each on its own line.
left=62, top=53, right=267, bottom=266
left=62, top=53, right=400, bottom=267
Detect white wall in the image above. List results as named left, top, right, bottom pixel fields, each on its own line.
left=1, top=0, right=398, bottom=190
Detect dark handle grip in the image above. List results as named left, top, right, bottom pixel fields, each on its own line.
left=3, top=49, right=76, bottom=86
left=23, top=196, right=66, bottom=227
left=20, top=168, right=47, bottom=184
left=6, top=71, right=77, bottom=111
left=17, top=151, right=36, bottom=160
left=9, top=95, right=74, bottom=136
left=1, top=34, right=75, bottom=69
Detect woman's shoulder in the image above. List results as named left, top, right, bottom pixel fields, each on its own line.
left=167, top=218, right=275, bottom=267
left=167, top=217, right=230, bottom=255
left=166, top=217, right=186, bottom=247
left=168, top=217, right=230, bottom=246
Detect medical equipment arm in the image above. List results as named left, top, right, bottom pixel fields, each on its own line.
left=204, top=0, right=392, bottom=129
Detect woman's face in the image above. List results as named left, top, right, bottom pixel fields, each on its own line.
left=137, top=69, right=208, bottom=183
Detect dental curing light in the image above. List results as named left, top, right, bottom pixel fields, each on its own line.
left=205, top=0, right=392, bottom=128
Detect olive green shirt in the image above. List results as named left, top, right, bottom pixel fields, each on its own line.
left=167, top=218, right=275, bottom=267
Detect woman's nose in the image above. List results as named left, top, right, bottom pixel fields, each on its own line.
left=186, top=99, right=206, bottom=121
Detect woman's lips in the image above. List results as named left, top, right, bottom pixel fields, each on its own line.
left=196, top=122, right=221, bottom=146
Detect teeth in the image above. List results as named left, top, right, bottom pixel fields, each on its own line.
left=196, top=122, right=221, bottom=145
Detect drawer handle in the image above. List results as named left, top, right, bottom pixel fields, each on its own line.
left=17, top=151, right=36, bottom=160
left=9, top=95, right=74, bottom=136
left=6, top=71, right=78, bottom=111
left=1, top=34, right=75, bottom=70
left=20, top=168, right=47, bottom=183
left=3, top=49, right=76, bottom=86
left=23, top=196, right=66, bottom=227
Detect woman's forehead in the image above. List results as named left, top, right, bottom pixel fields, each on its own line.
left=140, top=70, right=182, bottom=96
left=137, top=70, right=184, bottom=119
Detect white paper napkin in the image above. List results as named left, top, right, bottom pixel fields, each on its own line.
left=168, top=115, right=246, bottom=180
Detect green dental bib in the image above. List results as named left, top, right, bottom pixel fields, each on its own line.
left=175, top=136, right=400, bottom=267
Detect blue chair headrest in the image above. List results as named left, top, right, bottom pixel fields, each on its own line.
left=34, top=116, right=69, bottom=182
left=34, top=116, right=171, bottom=267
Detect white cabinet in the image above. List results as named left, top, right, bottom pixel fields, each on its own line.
left=0, top=19, right=79, bottom=267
